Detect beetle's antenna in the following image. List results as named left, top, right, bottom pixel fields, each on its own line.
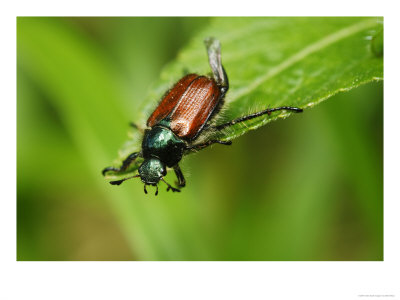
left=155, top=185, right=159, bottom=196
left=161, top=178, right=181, bottom=193
left=144, top=184, right=148, bottom=194
left=109, top=174, right=140, bottom=186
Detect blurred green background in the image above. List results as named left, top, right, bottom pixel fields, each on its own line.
left=17, top=17, right=383, bottom=261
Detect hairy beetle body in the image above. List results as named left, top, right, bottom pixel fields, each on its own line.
left=102, top=38, right=303, bottom=194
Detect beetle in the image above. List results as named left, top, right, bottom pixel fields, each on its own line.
left=102, top=37, right=303, bottom=195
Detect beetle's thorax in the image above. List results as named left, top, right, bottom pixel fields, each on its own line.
left=142, top=125, right=186, bottom=167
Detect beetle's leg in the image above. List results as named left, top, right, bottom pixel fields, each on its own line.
left=214, top=106, right=303, bottom=131
left=110, top=174, right=140, bottom=185
left=129, top=122, right=140, bottom=129
left=161, top=178, right=181, bottom=193
left=182, top=67, right=190, bottom=76
left=187, top=140, right=232, bottom=151
left=102, top=152, right=140, bottom=176
left=173, top=165, right=186, bottom=188
left=205, top=37, right=229, bottom=94
left=129, top=122, right=145, bottom=133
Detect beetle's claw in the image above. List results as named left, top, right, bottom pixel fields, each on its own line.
left=171, top=187, right=181, bottom=193
left=166, top=186, right=180, bottom=193
left=110, top=180, right=123, bottom=185
left=102, top=167, right=118, bottom=176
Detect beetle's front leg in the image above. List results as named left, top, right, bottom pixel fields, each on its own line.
left=161, top=178, right=181, bottom=193
left=102, top=152, right=140, bottom=176
left=173, top=165, right=186, bottom=188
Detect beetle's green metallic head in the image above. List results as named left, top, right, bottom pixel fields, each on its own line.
left=138, top=158, right=166, bottom=186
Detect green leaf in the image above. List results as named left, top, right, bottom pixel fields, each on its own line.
left=17, top=17, right=383, bottom=261
left=106, top=17, right=383, bottom=178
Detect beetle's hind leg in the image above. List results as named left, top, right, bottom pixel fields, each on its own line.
left=214, top=106, right=303, bottom=131
left=187, top=139, right=232, bottom=151
left=102, top=152, right=140, bottom=176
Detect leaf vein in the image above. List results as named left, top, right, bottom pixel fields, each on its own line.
left=227, top=18, right=379, bottom=104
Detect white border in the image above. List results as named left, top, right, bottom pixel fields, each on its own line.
left=2, top=0, right=399, bottom=299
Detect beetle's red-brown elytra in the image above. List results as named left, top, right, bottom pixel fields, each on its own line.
left=147, top=74, right=198, bottom=128
left=147, top=74, right=221, bottom=140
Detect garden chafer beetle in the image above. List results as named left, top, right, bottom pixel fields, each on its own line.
left=102, top=38, right=302, bottom=195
